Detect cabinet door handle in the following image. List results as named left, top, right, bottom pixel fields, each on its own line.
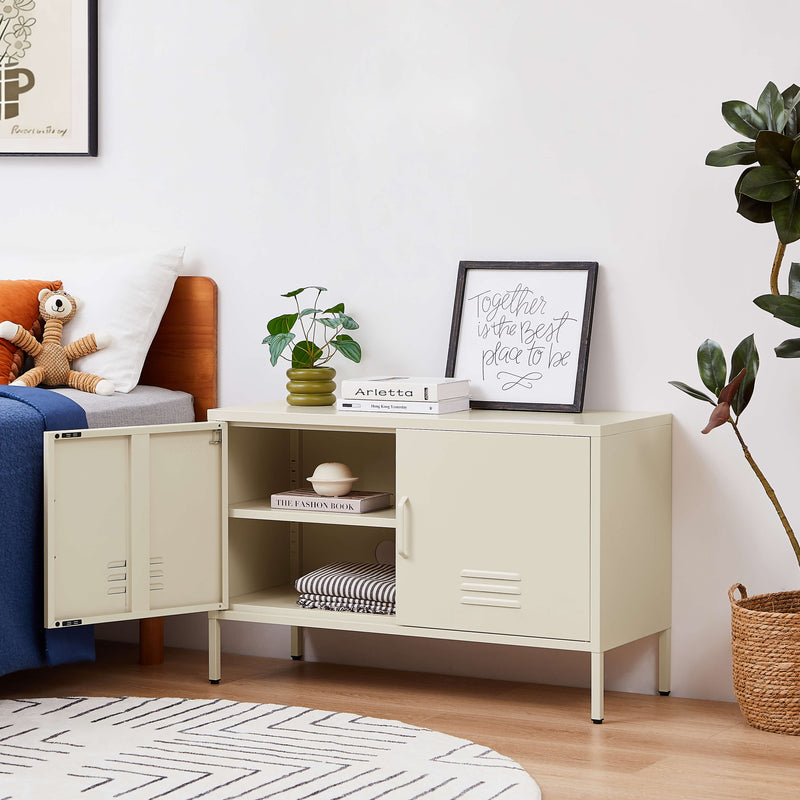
left=397, top=495, right=410, bottom=558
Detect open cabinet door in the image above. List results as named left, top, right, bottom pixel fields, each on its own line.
left=44, top=422, right=226, bottom=629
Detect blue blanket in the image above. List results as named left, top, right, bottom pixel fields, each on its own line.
left=0, top=386, right=95, bottom=677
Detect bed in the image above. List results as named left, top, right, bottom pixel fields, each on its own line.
left=0, top=274, right=218, bottom=677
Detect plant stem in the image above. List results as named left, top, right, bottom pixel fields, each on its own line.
left=770, top=240, right=786, bottom=295
left=729, top=418, right=800, bottom=568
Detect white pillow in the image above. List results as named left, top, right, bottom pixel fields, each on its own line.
left=0, top=247, right=184, bottom=393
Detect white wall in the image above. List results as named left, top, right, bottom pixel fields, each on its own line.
left=5, top=0, right=800, bottom=703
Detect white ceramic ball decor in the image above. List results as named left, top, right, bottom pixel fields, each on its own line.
left=307, top=462, right=359, bottom=496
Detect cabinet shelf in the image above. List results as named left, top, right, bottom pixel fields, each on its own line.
left=229, top=499, right=397, bottom=528
left=219, top=587, right=596, bottom=651
left=224, top=586, right=400, bottom=634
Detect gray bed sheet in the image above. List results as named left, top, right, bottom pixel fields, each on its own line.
left=51, top=385, right=195, bottom=428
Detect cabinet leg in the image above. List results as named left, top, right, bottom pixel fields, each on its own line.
left=208, top=615, right=221, bottom=683
left=290, top=626, right=304, bottom=660
left=591, top=651, right=604, bottom=723
left=658, top=628, right=671, bottom=695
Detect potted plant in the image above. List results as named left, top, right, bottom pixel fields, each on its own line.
left=671, top=82, right=800, bottom=735
left=263, top=285, right=361, bottom=406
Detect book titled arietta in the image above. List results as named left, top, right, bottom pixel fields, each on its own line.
left=340, top=376, right=470, bottom=401
left=271, top=487, right=392, bottom=513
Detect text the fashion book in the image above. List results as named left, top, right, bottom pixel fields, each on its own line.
left=271, top=487, right=392, bottom=513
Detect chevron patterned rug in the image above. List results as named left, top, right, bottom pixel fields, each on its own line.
left=0, top=696, right=541, bottom=799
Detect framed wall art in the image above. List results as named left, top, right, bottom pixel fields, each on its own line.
left=446, top=261, right=598, bottom=412
left=0, top=0, right=97, bottom=156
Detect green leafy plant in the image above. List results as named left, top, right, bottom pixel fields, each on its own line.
left=670, top=337, right=800, bottom=568
left=674, top=81, right=800, bottom=571
left=262, top=286, right=361, bottom=369
left=706, top=81, right=800, bottom=293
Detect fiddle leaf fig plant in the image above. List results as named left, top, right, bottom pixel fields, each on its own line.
left=670, top=337, right=800, bottom=568
left=263, top=286, right=362, bottom=369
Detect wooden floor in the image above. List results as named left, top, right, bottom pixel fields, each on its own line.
left=2, top=643, right=799, bottom=799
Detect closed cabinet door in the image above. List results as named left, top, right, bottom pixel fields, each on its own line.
left=396, top=428, right=590, bottom=641
left=44, top=422, right=225, bottom=628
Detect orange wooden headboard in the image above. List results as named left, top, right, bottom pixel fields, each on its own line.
left=139, top=276, right=218, bottom=421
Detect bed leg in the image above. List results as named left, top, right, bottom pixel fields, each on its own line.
left=139, top=617, right=164, bottom=666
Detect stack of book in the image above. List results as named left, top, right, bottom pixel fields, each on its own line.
left=337, top=376, right=470, bottom=414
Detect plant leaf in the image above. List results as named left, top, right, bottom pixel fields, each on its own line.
left=267, top=313, right=297, bottom=335
left=291, top=339, right=323, bottom=368
left=739, top=165, right=795, bottom=203
left=330, top=334, right=362, bottom=363
left=755, top=130, right=795, bottom=170
left=729, top=337, right=758, bottom=416
left=263, top=332, right=294, bottom=366
left=696, top=339, right=727, bottom=396
left=319, top=313, right=359, bottom=331
left=702, top=401, right=732, bottom=434
left=754, top=293, right=800, bottom=327
left=705, top=141, right=757, bottom=167
left=718, top=367, right=747, bottom=406
left=737, top=192, right=774, bottom=223
left=788, top=263, right=800, bottom=300
left=721, top=100, right=766, bottom=139
left=775, top=337, right=800, bottom=358
left=336, top=314, right=359, bottom=331
left=793, top=139, right=800, bottom=170
left=668, top=380, right=717, bottom=405
left=757, top=82, right=784, bottom=131
left=298, top=307, right=322, bottom=318
left=772, top=191, right=800, bottom=244
left=735, top=168, right=775, bottom=223
left=782, top=84, right=800, bottom=137
left=324, top=303, right=345, bottom=313
left=282, top=286, right=327, bottom=298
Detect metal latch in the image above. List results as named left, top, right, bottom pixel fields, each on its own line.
left=209, top=429, right=222, bottom=445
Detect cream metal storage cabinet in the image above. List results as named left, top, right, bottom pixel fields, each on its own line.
left=44, top=403, right=672, bottom=723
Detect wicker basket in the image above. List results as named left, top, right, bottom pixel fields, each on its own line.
left=729, top=583, right=800, bottom=735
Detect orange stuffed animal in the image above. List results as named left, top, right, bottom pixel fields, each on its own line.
left=0, top=288, right=114, bottom=395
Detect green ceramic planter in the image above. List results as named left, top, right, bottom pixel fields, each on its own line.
left=286, top=367, right=336, bottom=406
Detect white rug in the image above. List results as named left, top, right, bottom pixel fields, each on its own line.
left=0, top=696, right=541, bottom=799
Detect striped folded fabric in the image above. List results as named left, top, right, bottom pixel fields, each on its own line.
left=294, top=561, right=396, bottom=614
left=296, top=594, right=396, bottom=615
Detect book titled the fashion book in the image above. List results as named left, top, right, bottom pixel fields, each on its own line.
left=336, top=396, right=470, bottom=414
left=340, top=376, right=470, bottom=402
left=270, top=487, right=392, bottom=513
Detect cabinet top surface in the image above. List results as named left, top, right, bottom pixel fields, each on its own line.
left=208, top=402, right=671, bottom=436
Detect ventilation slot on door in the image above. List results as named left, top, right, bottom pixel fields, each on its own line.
left=150, top=556, right=165, bottom=592
left=107, top=560, right=127, bottom=596
left=459, top=568, right=522, bottom=609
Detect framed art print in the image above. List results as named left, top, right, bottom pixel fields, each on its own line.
left=446, top=261, right=598, bottom=412
left=0, top=0, right=97, bottom=156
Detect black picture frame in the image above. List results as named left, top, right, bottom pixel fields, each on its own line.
left=0, top=0, right=98, bottom=156
left=446, top=261, right=598, bottom=412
